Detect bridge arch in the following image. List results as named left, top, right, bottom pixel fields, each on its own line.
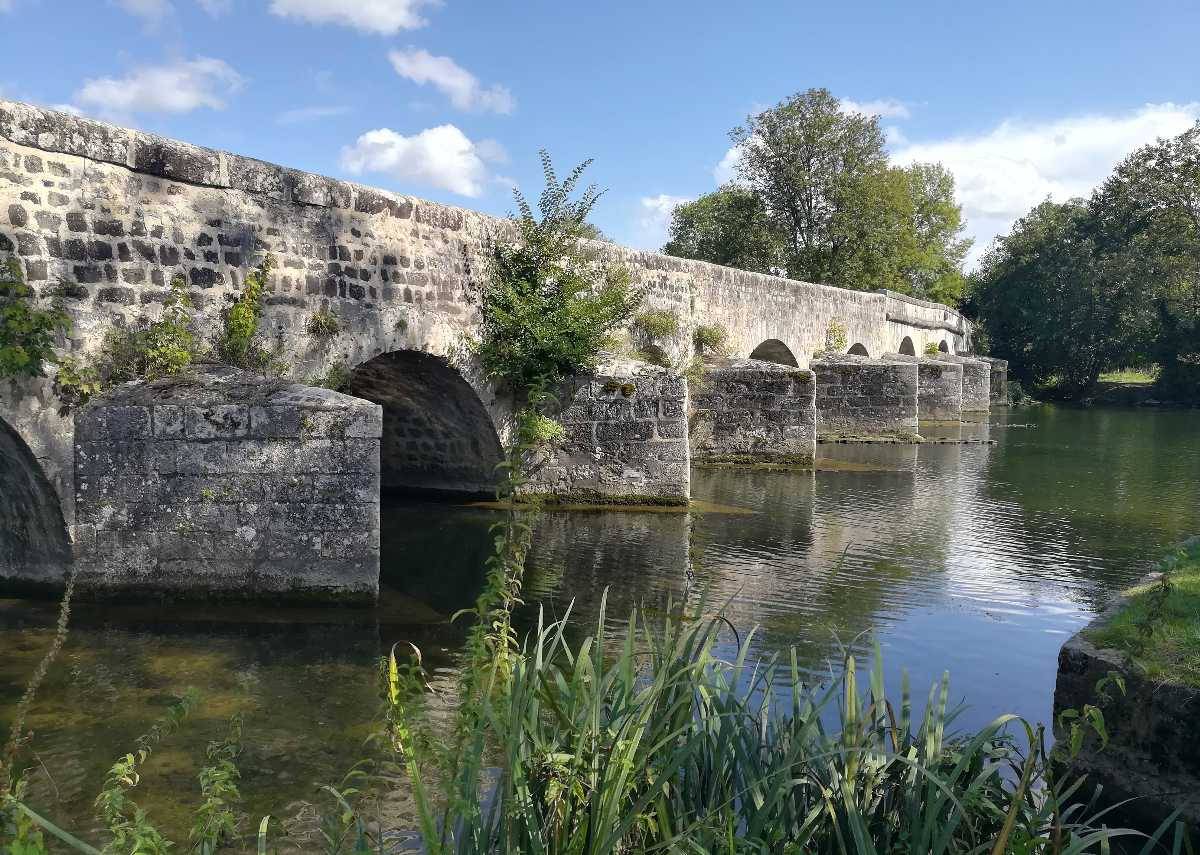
left=0, top=416, right=71, bottom=588
left=847, top=343, right=870, bottom=357
left=348, top=350, right=504, bottom=498
left=938, top=340, right=950, bottom=353
left=898, top=336, right=916, bottom=356
left=749, top=339, right=799, bottom=367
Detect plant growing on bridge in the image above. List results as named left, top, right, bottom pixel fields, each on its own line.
left=925, top=341, right=942, bottom=356
left=632, top=308, right=680, bottom=341
left=0, top=258, right=69, bottom=383
left=825, top=318, right=848, bottom=353
left=692, top=322, right=727, bottom=356
left=216, top=256, right=279, bottom=374
left=476, top=151, right=639, bottom=405
left=305, top=307, right=340, bottom=339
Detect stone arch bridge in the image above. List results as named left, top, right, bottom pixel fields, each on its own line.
left=0, top=101, right=1000, bottom=598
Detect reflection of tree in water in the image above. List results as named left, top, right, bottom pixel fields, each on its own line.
left=981, top=407, right=1200, bottom=608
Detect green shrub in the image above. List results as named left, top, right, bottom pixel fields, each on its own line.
left=692, top=322, right=727, bottom=355
left=306, top=307, right=340, bottom=339
left=924, top=341, right=941, bottom=356
left=216, top=256, right=277, bottom=372
left=825, top=318, right=847, bottom=352
left=632, top=309, right=679, bottom=341
left=518, top=410, right=565, bottom=445
left=0, top=258, right=69, bottom=382
left=312, top=361, right=351, bottom=392
left=476, top=151, right=640, bottom=396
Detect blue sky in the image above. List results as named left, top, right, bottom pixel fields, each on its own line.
left=3, top=0, right=1199, bottom=265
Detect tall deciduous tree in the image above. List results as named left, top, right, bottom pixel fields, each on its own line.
left=663, top=186, right=779, bottom=274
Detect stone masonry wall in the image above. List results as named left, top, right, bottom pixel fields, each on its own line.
left=529, top=356, right=689, bottom=505
left=884, top=353, right=964, bottom=421
left=72, top=367, right=382, bottom=600
left=0, top=99, right=972, bottom=524
left=811, top=356, right=919, bottom=440
left=689, top=359, right=816, bottom=464
left=936, top=355, right=991, bottom=412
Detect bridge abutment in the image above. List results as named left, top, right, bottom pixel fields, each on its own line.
left=883, top=354, right=965, bottom=422
left=935, top=355, right=992, bottom=412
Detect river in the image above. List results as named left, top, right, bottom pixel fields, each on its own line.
left=2, top=405, right=1198, bottom=843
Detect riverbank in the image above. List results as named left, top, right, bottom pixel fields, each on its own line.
left=1054, top=538, right=1200, bottom=829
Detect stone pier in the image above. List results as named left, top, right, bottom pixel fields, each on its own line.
left=883, top=353, right=964, bottom=421
left=72, top=367, right=382, bottom=601
left=811, top=355, right=919, bottom=441
left=529, top=356, right=690, bottom=505
left=689, top=359, right=816, bottom=465
left=935, top=355, right=991, bottom=412
left=980, top=357, right=1009, bottom=405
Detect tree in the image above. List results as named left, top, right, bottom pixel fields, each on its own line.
left=901, top=163, right=972, bottom=304
left=968, top=201, right=1138, bottom=394
left=730, top=88, right=888, bottom=286
left=663, top=186, right=779, bottom=273
left=1089, top=122, right=1200, bottom=399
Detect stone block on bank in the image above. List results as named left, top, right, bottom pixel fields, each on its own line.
left=810, top=354, right=919, bottom=441
left=690, top=358, right=816, bottom=465
left=883, top=353, right=964, bottom=422
left=72, top=366, right=382, bottom=602
left=524, top=354, right=690, bottom=506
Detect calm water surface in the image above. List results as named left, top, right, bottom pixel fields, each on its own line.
left=2, top=405, right=1198, bottom=842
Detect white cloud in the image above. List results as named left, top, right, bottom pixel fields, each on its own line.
left=196, top=0, right=231, bottom=15
left=713, top=144, right=742, bottom=184
left=841, top=98, right=911, bottom=119
left=0, top=0, right=14, bottom=11
left=115, top=0, right=173, bottom=24
left=891, top=101, right=1200, bottom=267
left=50, top=103, right=84, bottom=117
left=269, top=0, right=434, bottom=33
left=636, top=194, right=691, bottom=249
left=74, top=57, right=244, bottom=117
left=340, top=125, right=505, bottom=197
left=388, top=48, right=514, bottom=114
left=276, top=104, right=351, bottom=124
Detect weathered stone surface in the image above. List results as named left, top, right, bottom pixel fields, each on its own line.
left=528, top=355, right=690, bottom=505
left=70, top=367, right=382, bottom=601
left=1053, top=558, right=1200, bottom=829
left=979, top=356, right=1008, bottom=404
left=934, top=355, right=991, bottom=412
left=811, top=355, right=919, bottom=440
left=883, top=353, right=964, bottom=421
left=690, top=359, right=816, bottom=464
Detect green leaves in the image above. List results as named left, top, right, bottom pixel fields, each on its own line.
left=476, top=151, right=640, bottom=396
left=216, top=257, right=277, bottom=373
left=0, top=258, right=69, bottom=383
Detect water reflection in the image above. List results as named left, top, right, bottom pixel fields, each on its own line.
left=2, top=405, right=1199, bottom=842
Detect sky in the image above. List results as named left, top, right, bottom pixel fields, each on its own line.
left=3, top=0, right=1199, bottom=268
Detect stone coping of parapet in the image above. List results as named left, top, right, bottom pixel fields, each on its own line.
left=0, top=98, right=973, bottom=333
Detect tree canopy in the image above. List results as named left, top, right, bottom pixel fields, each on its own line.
left=968, top=122, right=1200, bottom=400
left=663, top=88, right=970, bottom=302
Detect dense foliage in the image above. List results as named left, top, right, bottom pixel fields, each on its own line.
left=476, top=151, right=639, bottom=394
left=0, top=259, right=68, bottom=383
left=968, top=122, right=1200, bottom=400
left=665, top=89, right=971, bottom=302
left=215, top=257, right=278, bottom=373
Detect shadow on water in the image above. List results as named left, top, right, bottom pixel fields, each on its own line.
left=2, top=405, right=1200, bottom=841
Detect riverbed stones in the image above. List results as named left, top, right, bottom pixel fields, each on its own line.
left=883, top=353, right=964, bottom=421
left=527, top=355, right=690, bottom=506
left=935, top=354, right=991, bottom=412
left=811, top=355, right=919, bottom=441
left=72, top=366, right=382, bottom=601
left=689, top=359, right=816, bottom=465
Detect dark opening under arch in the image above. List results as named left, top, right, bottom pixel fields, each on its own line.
left=898, top=336, right=916, bottom=356
left=848, top=343, right=870, bottom=357
left=749, top=339, right=799, bottom=367
left=349, top=350, right=503, bottom=498
left=938, top=340, right=950, bottom=353
left=0, top=418, right=71, bottom=588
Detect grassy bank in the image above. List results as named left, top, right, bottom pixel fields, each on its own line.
left=1086, top=539, right=1200, bottom=687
